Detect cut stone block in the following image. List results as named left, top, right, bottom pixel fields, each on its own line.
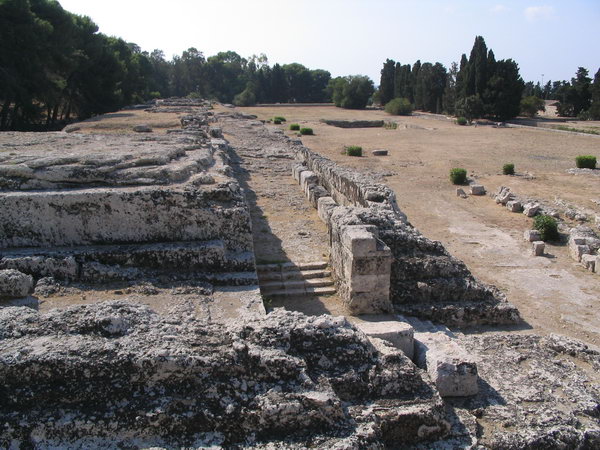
left=496, top=187, right=513, bottom=205
left=353, top=316, right=414, bottom=359
left=456, top=188, right=467, bottom=198
left=371, top=149, right=388, bottom=156
left=524, top=230, right=541, bottom=242
left=292, top=164, right=307, bottom=183
left=569, top=241, right=591, bottom=262
left=341, top=226, right=378, bottom=256
left=0, top=269, right=34, bottom=298
left=317, top=197, right=337, bottom=224
left=523, top=203, right=540, bottom=217
left=581, top=254, right=596, bottom=272
left=532, top=241, right=545, bottom=256
left=132, top=125, right=152, bottom=133
left=300, top=170, right=318, bottom=193
left=469, top=185, right=485, bottom=195
left=307, top=185, right=329, bottom=209
left=506, top=200, right=522, bottom=212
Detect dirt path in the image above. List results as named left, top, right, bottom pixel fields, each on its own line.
left=218, top=115, right=346, bottom=316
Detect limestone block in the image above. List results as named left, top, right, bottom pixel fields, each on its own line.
left=353, top=317, right=414, bottom=359
left=317, top=197, right=337, bottom=224
left=456, top=188, right=467, bottom=198
left=506, top=200, right=522, bottom=212
left=308, top=185, right=329, bottom=209
left=341, top=226, right=377, bottom=256
left=595, top=255, right=600, bottom=274
left=349, top=274, right=392, bottom=293
left=532, top=241, right=545, bottom=256
left=300, top=171, right=317, bottom=193
left=0, top=269, right=34, bottom=298
left=371, top=150, right=388, bottom=156
left=292, top=164, right=307, bottom=183
left=469, top=185, right=485, bottom=196
left=581, top=254, right=596, bottom=272
left=132, top=125, right=152, bottom=133
left=426, top=345, right=479, bottom=397
left=496, top=187, right=513, bottom=204
left=523, top=203, right=540, bottom=217
left=210, top=138, right=228, bottom=150
left=208, top=127, right=222, bottom=138
left=569, top=242, right=591, bottom=262
left=524, top=230, right=541, bottom=242
left=346, top=291, right=393, bottom=315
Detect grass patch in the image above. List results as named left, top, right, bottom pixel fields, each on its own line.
left=552, top=125, right=600, bottom=135
left=533, top=215, right=559, bottom=241
left=289, top=123, right=300, bottom=131
left=300, top=127, right=313, bottom=135
left=273, top=116, right=286, bottom=122
left=383, top=121, right=398, bottom=130
left=456, top=117, right=468, bottom=126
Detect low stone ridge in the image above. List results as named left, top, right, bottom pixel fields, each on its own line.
left=321, top=119, right=384, bottom=128
left=0, top=302, right=449, bottom=448
left=0, top=269, right=33, bottom=298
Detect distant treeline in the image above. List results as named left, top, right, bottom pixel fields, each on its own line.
left=379, top=36, right=600, bottom=120
left=0, top=0, right=332, bottom=130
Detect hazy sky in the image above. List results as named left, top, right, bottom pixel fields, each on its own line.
left=58, top=0, right=599, bottom=85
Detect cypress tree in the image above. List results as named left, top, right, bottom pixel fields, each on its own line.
left=379, top=59, right=396, bottom=105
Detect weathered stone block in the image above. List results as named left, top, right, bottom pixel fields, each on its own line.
left=581, top=254, right=596, bottom=272
left=317, top=197, right=337, bottom=224
left=506, top=200, right=522, bottom=212
left=371, top=149, right=388, bottom=156
left=456, top=188, right=467, bottom=198
left=0, top=269, right=33, bottom=298
left=341, top=226, right=377, bottom=256
left=496, top=187, right=513, bottom=205
left=426, top=348, right=479, bottom=397
left=569, top=241, right=591, bottom=262
left=308, top=185, right=329, bottom=209
left=594, top=255, right=600, bottom=274
left=132, top=125, right=152, bottom=133
left=292, top=163, right=307, bottom=183
left=353, top=317, right=414, bottom=359
left=300, top=171, right=318, bottom=193
left=524, top=230, right=541, bottom=242
left=532, top=241, right=545, bottom=256
left=523, top=203, right=540, bottom=217
left=469, top=185, right=485, bottom=195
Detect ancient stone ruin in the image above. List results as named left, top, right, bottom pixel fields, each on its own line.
left=1, top=99, right=599, bottom=448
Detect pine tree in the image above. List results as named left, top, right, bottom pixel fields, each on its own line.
left=589, top=68, right=600, bottom=119
left=379, top=59, right=396, bottom=105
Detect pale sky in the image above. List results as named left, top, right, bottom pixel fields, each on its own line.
left=57, top=0, right=600, bottom=85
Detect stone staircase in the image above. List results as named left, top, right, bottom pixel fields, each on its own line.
left=256, top=261, right=336, bottom=298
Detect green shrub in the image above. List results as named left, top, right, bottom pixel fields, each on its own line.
left=503, top=163, right=515, bottom=175
left=273, top=116, right=286, bottom=122
left=233, top=88, right=256, bottom=106
left=384, top=97, right=413, bottom=115
left=449, top=168, right=467, bottom=185
left=344, top=145, right=363, bottom=157
left=383, top=121, right=398, bottom=130
left=273, top=119, right=282, bottom=125
left=520, top=96, right=545, bottom=117
left=300, top=127, right=313, bottom=135
left=456, top=117, right=468, bottom=126
left=533, top=215, right=559, bottom=241
left=289, top=123, right=300, bottom=131
left=575, top=155, right=597, bottom=169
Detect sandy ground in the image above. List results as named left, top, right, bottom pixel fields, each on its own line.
left=231, top=105, right=600, bottom=346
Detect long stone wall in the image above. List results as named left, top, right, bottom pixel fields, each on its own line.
left=294, top=147, right=520, bottom=326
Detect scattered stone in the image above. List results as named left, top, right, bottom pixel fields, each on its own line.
left=523, top=203, right=540, bottom=217
left=532, top=241, right=545, bottom=256
left=371, top=149, right=388, bottom=156
left=524, top=229, right=541, bottom=242
left=132, top=124, right=152, bottom=133
left=506, top=200, right=522, bottom=212
left=456, top=188, right=467, bottom=198
left=352, top=316, right=415, bottom=359
left=494, top=186, right=514, bottom=205
left=0, top=269, right=34, bottom=298
left=469, top=184, right=485, bottom=195
left=63, top=125, right=81, bottom=133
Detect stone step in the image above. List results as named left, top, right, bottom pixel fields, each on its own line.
left=263, top=286, right=337, bottom=297
left=256, top=261, right=328, bottom=272
left=260, top=278, right=334, bottom=292
left=258, top=269, right=332, bottom=282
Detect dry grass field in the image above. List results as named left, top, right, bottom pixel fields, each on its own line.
left=230, top=105, right=600, bottom=346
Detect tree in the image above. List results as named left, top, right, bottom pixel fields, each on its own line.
left=556, top=67, right=592, bottom=117
left=520, top=96, right=545, bottom=117
left=329, top=75, right=374, bottom=109
left=589, top=68, right=600, bottom=119
left=379, top=59, right=396, bottom=105
left=443, top=62, right=459, bottom=114
left=455, top=95, right=484, bottom=122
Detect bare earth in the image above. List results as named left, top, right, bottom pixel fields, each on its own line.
left=230, top=105, right=600, bottom=347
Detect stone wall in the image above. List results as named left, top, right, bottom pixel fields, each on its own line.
left=294, top=147, right=520, bottom=326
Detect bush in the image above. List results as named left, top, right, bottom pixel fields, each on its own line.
left=233, top=88, right=256, bottom=106
left=449, top=168, right=467, bottom=185
left=383, top=121, right=397, bottom=130
left=575, top=155, right=596, bottom=169
left=289, top=123, right=300, bottom=131
left=299, top=127, right=313, bottom=135
left=273, top=116, right=286, bottom=122
left=533, top=215, right=559, bottom=241
left=385, top=97, right=413, bottom=115
left=456, top=117, right=468, bottom=126
left=329, top=75, right=375, bottom=109
left=520, top=96, right=545, bottom=118
left=273, top=119, right=282, bottom=125
left=344, top=145, right=362, bottom=157
left=503, top=163, right=515, bottom=175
